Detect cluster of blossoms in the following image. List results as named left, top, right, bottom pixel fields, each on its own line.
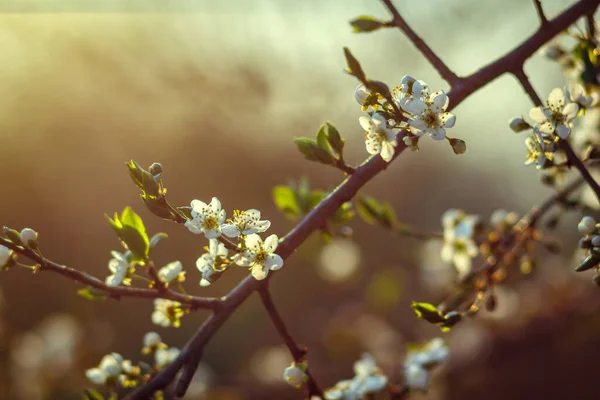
left=355, top=75, right=458, bottom=162
left=576, top=216, right=600, bottom=282
left=185, top=197, right=284, bottom=282
left=321, top=354, right=387, bottom=399
left=440, top=209, right=481, bottom=278
left=105, top=253, right=184, bottom=288
left=403, top=338, right=449, bottom=391
left=86, top=332, right=179, bottom=389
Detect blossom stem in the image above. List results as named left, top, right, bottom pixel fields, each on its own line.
left=380, top=0, right=460, bottom=86
left=0, top=236, right=220, bottom=310
left=217, top=236, right=242, bottom=253
left=258, top=285, right=324, bottom=397
left=512, top=67, right=600, bottom=204
left=534, top=0, right=549, bottom=26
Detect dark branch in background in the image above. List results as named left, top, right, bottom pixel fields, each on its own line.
left=534, top=0, right=549, bottom=25
left=258, top=286, right=324, bottom=397
left=381, top=0, right=460, bottom=85
left=126, top=0, right=599, bottom=398
left=512, top=67, right=600, bottom=203
left=0, top=237, right=220, bottom=310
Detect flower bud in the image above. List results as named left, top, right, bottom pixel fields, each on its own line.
left=578, top=216, right=597, bottom=235
left=157, top=261, right=183, bottom=284
left=283, top=363, right=307, bottom=388
left=99, top=353, right=123, bottom=377
left=448, top=138, right=466, bottom=155
left=85, top=368, right=108, bottom=385
left=591, top=236, right=600, bottom=248
left=19, top=228, right=38, bottom=248
left=0, top=245, right=13, bottom=268
left=508, top=117, right=531, bottom=133
left=149, top=162, right=163, bottom=176
left=354, top=84, right=370, bottom=106
left=143, top=331, right=162, bottom=349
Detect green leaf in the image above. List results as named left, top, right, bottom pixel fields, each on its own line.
left=126, top=160, right=145, bottom=190
left=379, top=203, right=397, bottom=229
left=141, top=194, right=174, bottom=220
left=343, top=47, right=366, bottom=81
left=325, top=122, right=345, bottom=155
left=349, top=15, right=385, bottom=33
left=105, top=207, right=150, bottom=262
left=316, top=124, right=332, bottom=153
left=293, top=137, right=336, bottom=165
left=78, top=287, right=108, bottom=301
left=141, top=170, right=160, bottom=197
left=330, top=202, right=355, bottom=225
left=83, top=389, right=105, bottom=400
left=411, top=301, right=445, bottom=324
left=355, top=196, right=381, bottom=225
left=2, top=227, right=22, bottom=245
left=273, top=186, right=301, bottom=219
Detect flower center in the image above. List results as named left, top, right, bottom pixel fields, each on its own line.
left=423, top=111, right=439, bottom=128
left=202, top=216, right=218, bottom=230
left=254, top=250, right=268, bottom=264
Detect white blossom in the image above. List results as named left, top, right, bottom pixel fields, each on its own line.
left=0, top=245, right=13, bottom=268
left=406, top=89, right=455, bottom=141
left=404, top=364, right=429, bottom=390
left=404, top=338, right=448, bottom=392
left=85, top=368, right=108, bottom=385
left=568, top=84, right=599, bottom=108
left=106, top=251, right=131, bottom=287
left=579, top=216, right=598, bottom=235
left=358, top=113, right=398, bottom=162
left=529, top=88, right=579, bottom=139
left=155, top=347, right=180, bottom=368
left=157, top=260, right=184, bottom=284
left=234, top=234, right=284, bottom=280
left=19, top=228, right=38, bottom=247
left=283, top=363, right=307, bottom=388
left=323, top=353, right=387, bottom=400
left=196, top=239, right=229, bottom=287
left=221, top=209, right=271, bottom=238
left=441, top=235, right=478, bottom=278
left=185, top=197, right=226, bottom=239
left=86, top=352, right=124, bottom=385
left=524, top=134, right=548, bottom=168
left=392, top=75, right=429, bottom=111
left=151, top=299, right=184, bottom=328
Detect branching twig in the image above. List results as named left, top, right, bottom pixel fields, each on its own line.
left=0, top=237, right=220, bottom=310
left=534, top=0, right=549, bottom=26
left=258, top=285, right=324, bottom=397
left=380, top=0, right=460, bottom=85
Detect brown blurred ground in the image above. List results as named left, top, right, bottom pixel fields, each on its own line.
left=1, top=0, right=599, bottom=399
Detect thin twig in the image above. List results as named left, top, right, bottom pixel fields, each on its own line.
left=258, top=286, right=324, bottom=397
left=0, top=237, right=220, bottom=310
left=380, top=0, right=460, bottom=85
left=534, top=0, right=549, bottom=26
left=512, top=67, right=600, bottom=204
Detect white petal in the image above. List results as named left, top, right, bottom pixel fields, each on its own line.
left=204, top=228, right=221, bottom=239
left=562, top=102, right=579, bottom=120
left=253, top=220, right=271, bottom=233
left=453, top=253, right=473, bottom=278
left=440, top=243, right=453, bottom=263
left=365, top=138, right=381, bottom=155
left=244, top=234, right=262, bottom=251
left=380, top=142, right=395, bottom=162
left=443, top=113, right=456, bottom=128
left=371, top=113, right=387, bottom=127
left=190, top=200, right=208, bottom=213
left=105, top=274, right=122, bottom=287
left=429, top=127, right=446, bottom=141
left=529, top=107, right=547, bottom=123
left=359, top=116, right=374, bottom=131
left=265, top=254, right=284, bottom=271
left=409, top=119, right=427, bottom=131
left=408, top=99, right=427, bottom=114
left=251, top=265, right=269, bottom=280
left=209, top=197, right=222, bottom=212
left=233, top=253, right=252, bottom=267
left=430, top=91, right=447, bottom=112
left=263, top=234, right=279, bottom=253
left=221, top=224, right=240, bottom=238
left=548, top=88, right=565, bottom=107
left=556, top=124, right=571, bottom=139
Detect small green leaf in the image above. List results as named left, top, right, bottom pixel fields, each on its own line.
left=316, top=124, right=332, bottom=153
left=141, top=194, right=174, bottom=220
left=293, top=137, right=337, bottom=165
left=325, top=122, right=345, bottom=155
left=141, top=170, right=160, bottom=197
left=343, top=47, right=366, bottom=81
left=177, top=206, right=193, bottom=220
left=127, top=160, right=145, bottom=190
left=78, top=287, right=108, bottom=301
left=2, top=227, right=22, bottom=245
left=106, top=207, right=150, bottom=262
left=83, top=389, right=105, bottom=400
left=349, top=15, right=385, bottom=33
left=273, top=186, right=301, bottom=219
left=379, top=203, right=397, bottom=229
left=411, top=301, right=445, bottom=324
left=355, top=196, right=381, bottom=225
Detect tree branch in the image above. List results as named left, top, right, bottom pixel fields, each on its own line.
left=380, top=0, right=460, bottom=85
left=127, top=0, right=599, bottom=398
left=534, top=0, right=549, bottom=26
left=0, top=237, right=220, bottom=310
left=258, top=285, right=323, bottom=397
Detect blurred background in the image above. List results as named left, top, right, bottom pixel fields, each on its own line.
left=1, top=0, right=600, bottom=399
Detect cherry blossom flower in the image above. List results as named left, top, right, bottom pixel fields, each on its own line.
left=529, top=88, right=579, bottom=139
left=106, top=251, right=132, bottom=287
left=221, top=209, right=271, bottom=238
left=358, top=113, right=398, bottom=162
left=283, top=363, right=307, bottom=388
left=157, top=260, right=184, bottom=284
left=234, top=234, right=283, bottom=280
left=323, top=353, right=387, bottom=399
left=407, top=90, right=456, bottom=141
left=185, top=197, right=226, bottom=239
left=568, top=84, right=598, bottom=108
left=404, top=338, right=448, bottom=392
left=151, top=299, right=184, bottom=328
left=196, top=239, right=229, bottom=287
left=85, top=353, right=124, bottom=385
left=155, top=347, right=180, bottom=368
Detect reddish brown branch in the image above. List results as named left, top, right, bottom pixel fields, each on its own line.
left=258, top=286, right=324, bottom=397
left=534, top=0, right=549, bottom=26
left=380, top=0, right=460, bottom=85
left=0, top=237, right=220, bottom=310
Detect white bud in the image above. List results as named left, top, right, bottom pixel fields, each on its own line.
left=404, top=363, right=429, bottom=390
left=508, top=117, right=531, bottom=133
left=143, top=331, right=162, bottom=348
left=157, top=261, right=183, bottom=283
left=155, top=347, right=180, bottom=368
left=99, top=353, right=123, bottom=377
left=591, top=236, right=600, bottom=248
left=0, top=245, right=13, bottom=267
left=19, top=228, right=38, bottom=247
left=578, top=216, right=597, bottom=235
left=283, top=364, right=307, bottom=388
left=85, top=368, right=108, bottom=385
left=354, top=84, right=370, bottom=106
